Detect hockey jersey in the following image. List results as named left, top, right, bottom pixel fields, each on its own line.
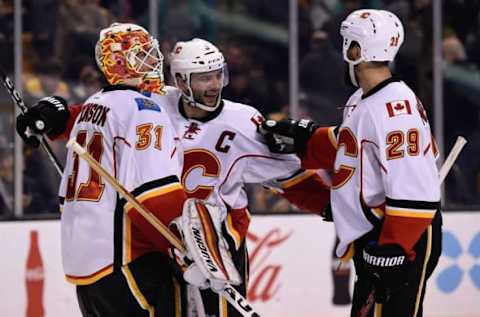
left=58, top=85, right=187, bottom=284
left=307, top=78, right=440, bottom=257
left=57, top=87, right=330, bottom=253
left=152, top=87, right=329, bottom=249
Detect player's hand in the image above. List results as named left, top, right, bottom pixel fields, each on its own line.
left=16, top=96, right=69, bottom=147
left=362, top=243, right=411, bottom=303
left=259, top=119, right=318, bottom=154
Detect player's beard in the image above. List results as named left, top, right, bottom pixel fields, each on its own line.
left=343, top=62, right=358, bottom=89
left=194, top=89, right=220, bottom=109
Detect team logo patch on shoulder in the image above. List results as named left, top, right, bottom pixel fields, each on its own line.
left=135, top=98, right=161, bottom=112
left=386, top=100, right=412, bottom=118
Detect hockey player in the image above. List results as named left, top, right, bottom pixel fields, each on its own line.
left=260, top=9, right=441, bottom=317
left=17, top=23, right=242, bottom=317
left=159, top=38, right=330, bottom=316
left=17, top=37, right=331, bottom=316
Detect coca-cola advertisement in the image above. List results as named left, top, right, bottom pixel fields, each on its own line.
left=25, top=230, right=45, bottom=317
left=247, top=228, right=291, bottom=303
left=245, top=215, right=350, bottom=316
left=0, top=214, right=479, bottom=316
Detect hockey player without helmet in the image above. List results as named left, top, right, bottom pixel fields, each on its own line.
left=95, top=23, right=165, bottom=94
left=340, top=9, right=404, bottom=65
left=170, top=38, right=228, bottom=112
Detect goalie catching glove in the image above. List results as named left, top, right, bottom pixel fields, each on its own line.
left=16, top=96, right=69, bottom=147
left=173, top=198, right=241, bottom=293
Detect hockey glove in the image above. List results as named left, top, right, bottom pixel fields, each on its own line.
left=362, top=243, right=411, bottom=303
left=259, top=119, right=319, bottom=154
left=321, top=202, right=333, bottom=222
left=177, top=198, right=241, bottom=293
left=16, top=96, right=69, bottom=147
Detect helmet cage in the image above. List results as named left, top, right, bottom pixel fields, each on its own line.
left=95, top=23, right=165, bottom=94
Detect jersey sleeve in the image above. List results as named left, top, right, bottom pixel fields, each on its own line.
left=241, top=115, right=331, bottom=214
left=48, top=104, right=82, bottom=140
left=275, top=169, right=330, bottom=214
left=368, top=108, right=441, bottom=254
left=300, top=126, right=337, bottom=170
left=238, top=110, right=304, bottom=184
left=118, top=102, right=187, bottom=251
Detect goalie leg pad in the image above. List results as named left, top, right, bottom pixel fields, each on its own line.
left=181, top=199, right=241, bottom=289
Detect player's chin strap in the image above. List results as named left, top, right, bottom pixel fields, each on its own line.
left=66, top=139, right=261, bottom=317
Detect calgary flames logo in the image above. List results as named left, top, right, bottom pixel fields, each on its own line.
left=183, top=122, right=201, bottom=140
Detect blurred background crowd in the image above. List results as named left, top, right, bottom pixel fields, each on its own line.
left=0, top=0, right=479, bottom=218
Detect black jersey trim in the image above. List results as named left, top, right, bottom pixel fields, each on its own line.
left=118, top=175, right=181, bottom=206
left=130, top=175, right=180, bottom=198
left=360, top=196, right=383, bottom=227
left=102, top=84, right=140, bottom=93
left=361, top=76, right=402, bottom=99
left=276, top=169, right=305, bottom=182
left=113, top=194, right=125, bottom=271
left=58, top=196, right=65, bottom=205
left=386, top=197, right=440, bottom=210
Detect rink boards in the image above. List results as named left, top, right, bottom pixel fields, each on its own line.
left=0, top=212, right=479, bottom=317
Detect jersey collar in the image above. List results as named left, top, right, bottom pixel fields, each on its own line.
left=361, top=76, right=401, bottom=99
left=178, top=98, right=224, bottom=123
left=102, top=84, right=140, bottom=93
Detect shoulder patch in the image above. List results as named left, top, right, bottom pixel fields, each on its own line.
left=386, top=100, right=411, bottom=118
left=135, top=98, right=161, bottom=112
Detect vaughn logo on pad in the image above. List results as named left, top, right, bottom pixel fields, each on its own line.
left=386, top=100, right=412, bottom=117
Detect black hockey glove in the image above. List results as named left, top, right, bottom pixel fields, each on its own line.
left=362, top=243, right=411, bottom=303
left=16, top=96, right=69, bottom=147
left=259, top=119, right=319, bottom=154
left=321, top=202, right=333, bottom=222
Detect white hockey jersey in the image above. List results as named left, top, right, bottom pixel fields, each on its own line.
left=59, top=86, right=185, bottom=284
left=151, top=87, right=306, bottom=248
left=331, top=78, right=440, bottom=257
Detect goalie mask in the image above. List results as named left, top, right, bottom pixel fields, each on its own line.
left=170, top=38, right=228, bottom=112
left=340, top=9, right=404, bottom=87
left=95, top=23, right=165, bottom=94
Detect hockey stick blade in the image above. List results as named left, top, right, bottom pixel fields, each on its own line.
left=356, top=136, right=467, bottom=317
left=0, top=67, right=64, bottom=175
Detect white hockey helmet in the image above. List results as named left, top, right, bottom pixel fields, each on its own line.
left=340, top=9, right=404, bottom=86
left=95, top=23, right=165, bottom=94
left=170, top=38, right=228, bottom=112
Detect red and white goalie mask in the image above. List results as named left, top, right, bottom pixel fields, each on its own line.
left=95, top=23, right=165, bottom=94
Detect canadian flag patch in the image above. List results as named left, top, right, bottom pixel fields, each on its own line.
left=386, top=100, right=412, bottom=117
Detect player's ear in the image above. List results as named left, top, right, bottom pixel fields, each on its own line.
left=347, top=41, right=361, bottom=62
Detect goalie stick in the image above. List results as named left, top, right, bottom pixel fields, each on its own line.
left=0, top=67, right=64, bottom=175
left=356, top=135, right=467, bottom=317
left=66, top=139, right=261, bottom=317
